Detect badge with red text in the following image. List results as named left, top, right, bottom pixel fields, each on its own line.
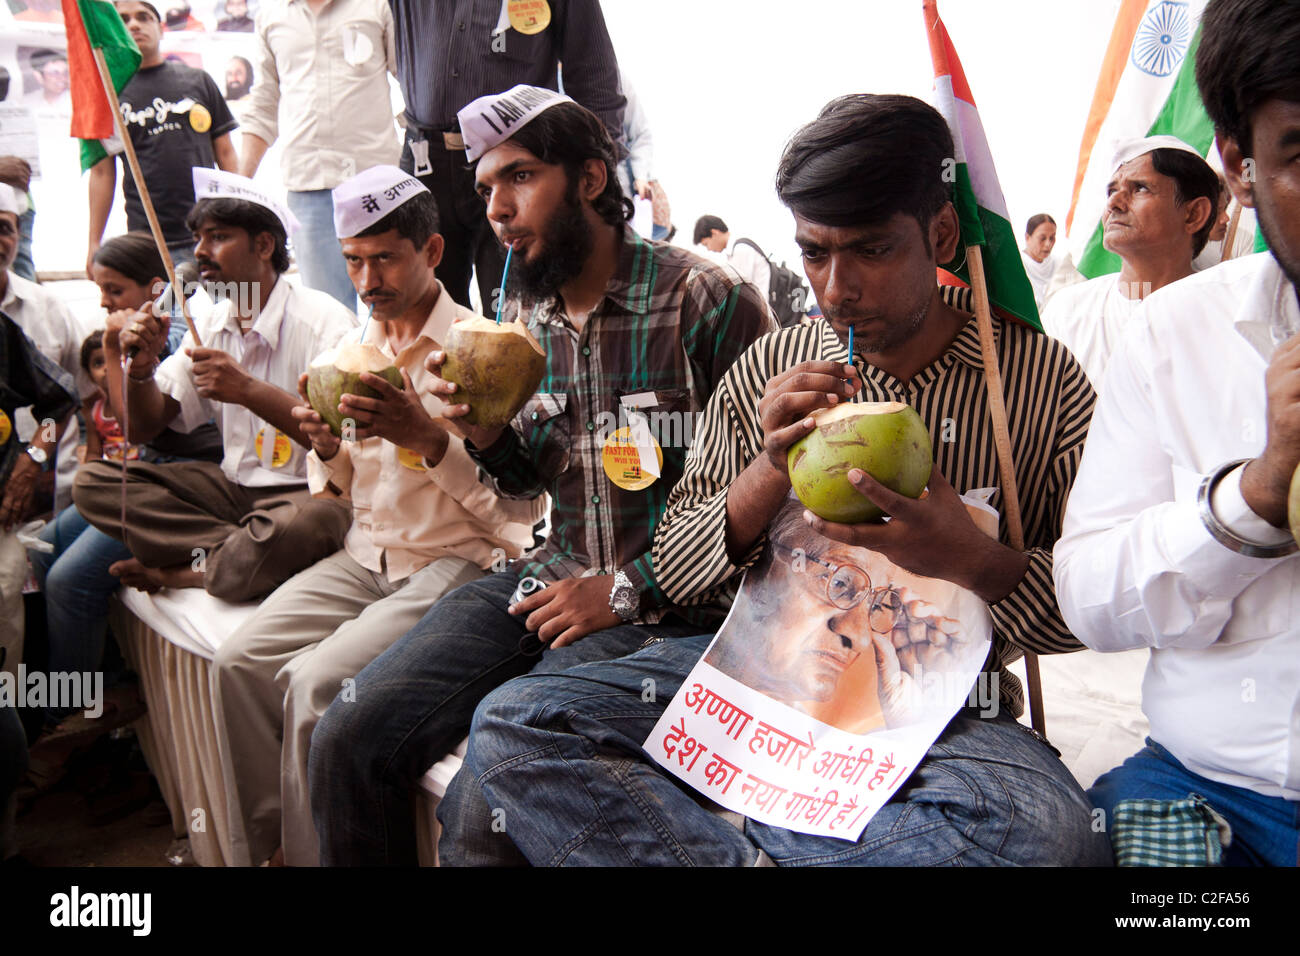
left=601, top=425, right=662, bottom=491
left=508, top=0, right=550, bottom=34
left=255, top=428, right=293, bottom=468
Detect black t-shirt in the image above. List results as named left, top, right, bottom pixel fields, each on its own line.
left=114, top=62, right=238, bottom=244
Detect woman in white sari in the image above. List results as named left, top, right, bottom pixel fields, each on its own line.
left=1021, top=213, right=1057, bottom=309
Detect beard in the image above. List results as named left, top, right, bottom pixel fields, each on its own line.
left=226, top=80, right=249, bottom=99
left=825, top=296, right=930, bottom=355
left=507, top=183, right=594, bottom=301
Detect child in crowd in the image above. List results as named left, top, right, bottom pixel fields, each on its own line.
left=78, top=330, right=139, bottom=464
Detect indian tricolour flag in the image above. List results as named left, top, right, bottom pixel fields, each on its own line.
left=1066, top=0, right=1218, bottom=277
left=62, top=0, right=141, bottom=172
left=924, top=0, right=1040, bottom=330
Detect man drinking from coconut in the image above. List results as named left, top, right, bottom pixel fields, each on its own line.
left=308, top=86, right=775, bottom=866
left=74, top=169, right=356, bottom=602
left=207, top=166, right=545, bottom=867
left=433, top=93, right=1113, bottom=866
left=1056, top=0, right=1300, bottom=867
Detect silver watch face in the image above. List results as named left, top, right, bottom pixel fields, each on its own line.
left=25, top=445, right=48, bottom=464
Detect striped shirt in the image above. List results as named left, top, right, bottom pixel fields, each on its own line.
left=653, top=311, right=1097, bottom=715
left=467, top=225, right=777, bottom=624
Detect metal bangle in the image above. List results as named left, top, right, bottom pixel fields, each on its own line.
left=1196, top=458, right=1298, bottom=559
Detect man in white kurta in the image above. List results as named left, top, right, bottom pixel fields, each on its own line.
left=210, top=167, right=544, bottom=867
left=1042, top=136, right=1217, bottom=389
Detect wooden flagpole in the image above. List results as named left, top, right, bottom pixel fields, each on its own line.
left=965, top=244, right=1046, bottom=736
left=90, top=47, right=201, bottom=347
left=1220, top=202, right=1243, bottom=264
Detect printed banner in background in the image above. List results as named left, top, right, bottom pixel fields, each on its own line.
left=646, top=494, right=995, bottom=841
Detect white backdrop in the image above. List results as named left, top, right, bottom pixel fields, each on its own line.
left=2, top=0, right=1120, bottom=276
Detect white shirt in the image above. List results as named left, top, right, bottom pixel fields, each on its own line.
left=307, top=285, right=544, bottom=580
left=157, top=276, right=357, bottom=487
left=1020, top=250, right=1056, bottom=309
left=2, top=271, right=97, bottom=511
left=728, top=238, right=772, bottom=303
left=242, top=0, right=401, bottom=191
left=1040, top=274, right=1142, bottom=390
left=1054, top=253, right=1300, bottom=800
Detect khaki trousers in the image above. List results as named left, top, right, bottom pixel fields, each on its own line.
left=0, top=532, right=27, bottom=681
left=73, top=460, right=351, bottom=603
left=211, top=548, right=483, bottom=866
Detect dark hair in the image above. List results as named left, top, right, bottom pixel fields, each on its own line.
left=92, top=231, right=166, bottom=286
left=80, top=330, right=105, bottom=375
left=228, top=55, right=253, bottom=84
left=1148, top=148, right=1220, bottom=255
left=1196, top=0, right=1300, bottom=154
left=491, top=101, right=633, bottom=227
left=185, top=197, right=291, bottom=273
left=1025, top=213, right=1055, bottom=237
left=29, top=48, right=67, bottom=71
left=355, top=190, right=440, bottom=249
left=692, top=214, right=728, bottom=245
left=777, top=94, right=954, bottom=236
left=115, top=0, right=162, bottom=21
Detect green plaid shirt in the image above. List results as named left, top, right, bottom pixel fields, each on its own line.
left=1111, top=795, right=1232, bottom=866
left=467, top=226, right=776, bottom=624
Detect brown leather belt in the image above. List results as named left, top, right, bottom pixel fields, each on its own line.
left=442, top=131, right=465, bottom=151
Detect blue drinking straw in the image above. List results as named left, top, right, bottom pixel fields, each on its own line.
left=496, top=242, right=514, bottom=324
left=360, top=303, right=375, bottom=344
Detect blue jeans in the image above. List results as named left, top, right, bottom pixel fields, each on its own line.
left=12, top=206, right=36, bottom=281
left=307, top=570, right=700, bottom=865
left=1089, top=738, right=1300, bottom=867
left=29, top=506, right=132, bottom=722
left=453, top=635, right=1113, bottom=866
left=285, top=189, right=357, bottom=310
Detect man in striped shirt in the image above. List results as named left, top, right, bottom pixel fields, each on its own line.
left=445, top=93, right=1113, bottom=866
left=308, top=89, right=774, bottom=865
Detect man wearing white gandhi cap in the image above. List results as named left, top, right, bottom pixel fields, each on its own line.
left=1042, top=135, right=1220, bottom=388
left=73, top=167, right=357, bottom=604
left=208, top=163, right=542, bottom=867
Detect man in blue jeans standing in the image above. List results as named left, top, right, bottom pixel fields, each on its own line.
left=437, top=93, right=1112, bottom=866
left=307, top=86, right=774, bottom=866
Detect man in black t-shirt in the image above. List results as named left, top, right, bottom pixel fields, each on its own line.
left=86, top=1, right=238, bottom=276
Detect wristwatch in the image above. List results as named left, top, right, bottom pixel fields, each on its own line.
left=608, top=569, right=640, bottom=622
left=24, top=444, right=48, bottom=466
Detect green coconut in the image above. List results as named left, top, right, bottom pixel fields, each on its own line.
left=306, top=342, right=403, bottom=438
left=787, top=401, right=933, bottom=524
left=440, top=315, right=546, bottom=429
left=1289, top=463, right=1300, bottom=547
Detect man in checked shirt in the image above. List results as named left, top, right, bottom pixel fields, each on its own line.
left=440, top=93, right=1114, bottom=866
left=308, top=87, right=775, bottom=866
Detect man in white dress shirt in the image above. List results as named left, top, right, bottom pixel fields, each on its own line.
left=74, top=170, right=356, bottom=602
left=209, top=166, right=543, bottom=867
left=1041, top=136, right=1218, bottom=389
left=1054, top=0, right=1300, bottom=867
left=692, top=214, right=772, bottom=302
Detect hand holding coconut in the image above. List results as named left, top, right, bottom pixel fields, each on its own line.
left=294, top=372, right=342, bottom=461
left=1240, top=332, right=1300, bottom=532
left=804, top=467, right=1030, bottom=605
left=340, top=369, right=450, bottom=466
left=756, top=361, right=863, bottom=477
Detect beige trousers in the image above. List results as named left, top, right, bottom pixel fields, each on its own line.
left=211, top=548, right=483, bottom=866
left=0, top=532, right=27, bottom=681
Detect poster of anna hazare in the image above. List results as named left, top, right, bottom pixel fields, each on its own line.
left=647, top=494, right=996, bottom=840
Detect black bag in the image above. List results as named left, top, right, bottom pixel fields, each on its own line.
left=732, top=237, right=809, bottom=328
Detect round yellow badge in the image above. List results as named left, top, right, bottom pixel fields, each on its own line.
left=0, top=409, right=10, bottom=445
left=601, top=425, right=662, bottom=492
left=189, top=103, right=212, bottom=133
left=255, top=428, right=293, bottom=468
left=508, top=0, right=551, bottom=35
left=397, top=447, right=427, bottom=471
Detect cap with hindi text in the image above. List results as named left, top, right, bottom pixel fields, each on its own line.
left=457, top=84, right=572, bottom=162
left=191, top=168, right=301, bottom=236
left=332, top=165, right=430, bottom=239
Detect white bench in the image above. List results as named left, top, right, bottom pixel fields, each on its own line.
left=111, top=587, right=1149, bottom=865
